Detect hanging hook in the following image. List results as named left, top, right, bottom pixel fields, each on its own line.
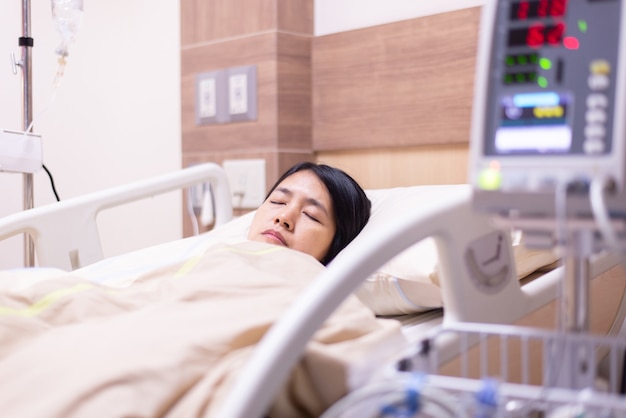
left=10, top=52, right=22, bottom=75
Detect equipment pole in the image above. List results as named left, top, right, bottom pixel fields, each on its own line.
left=20, top=0, right=35, bottom=267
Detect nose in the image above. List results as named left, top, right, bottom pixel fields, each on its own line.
left=274, top=213, right=293, bottom=231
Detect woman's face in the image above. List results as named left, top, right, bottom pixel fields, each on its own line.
left=247, top=169, right=336, bottom=262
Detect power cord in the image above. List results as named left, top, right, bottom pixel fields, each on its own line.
left=42, top=164, right=60, bottom=202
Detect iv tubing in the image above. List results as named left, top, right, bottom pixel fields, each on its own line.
left=186, top=190, right=200, bottom=236
left=589, top=176, right=621, bottom=254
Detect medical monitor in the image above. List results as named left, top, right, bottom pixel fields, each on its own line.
left=470, top=0, right=626, bottom=219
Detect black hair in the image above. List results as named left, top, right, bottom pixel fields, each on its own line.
left=266, top=162, right=371, bottom=265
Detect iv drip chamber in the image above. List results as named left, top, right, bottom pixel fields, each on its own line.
left=51, top=0, right=84, bottom=57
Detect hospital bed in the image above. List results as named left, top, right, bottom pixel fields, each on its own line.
left=216, top=184, right=626, bottom=417
left=218, top=0, right=626, bottom=414
left=0, top=161, right=622, bottom=417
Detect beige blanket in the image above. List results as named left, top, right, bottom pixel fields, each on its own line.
left=0, top=241, right=406, bottom=417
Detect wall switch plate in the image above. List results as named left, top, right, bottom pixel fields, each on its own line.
left=198, top=78, right=216, bottom=119
left=0, top=129, right=43, bottom=173
left=227, top=65, right=257, bottom=122
left=222, top=158, right=266, bottom=209
left=195, top=70, right=229, bottom=125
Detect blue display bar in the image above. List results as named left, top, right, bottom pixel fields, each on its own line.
left=513, top=92, right=560, bottom=107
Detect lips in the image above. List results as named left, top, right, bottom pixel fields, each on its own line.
left=262, top=230, right=287, bottom=246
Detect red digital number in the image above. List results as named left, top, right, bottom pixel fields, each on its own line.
left=546, top=22, right=565, bottom=45
left=517, top=1, right=529, bottom=20
left=537, top=0, right=549, bottom=17
left=527, top=24, right=545, bottom=48
left=550, top=0, right=567, bottom=17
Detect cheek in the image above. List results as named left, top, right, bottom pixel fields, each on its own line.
left=248, top=208, right=268, bottom=235
left=303, top=225, right=335, bottom=255
left=254, top=203, right=274, bottom=221
left=323, top=226, right=336, bottom=245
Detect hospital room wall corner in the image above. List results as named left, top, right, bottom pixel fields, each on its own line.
left=179, top=0, right=315, bottom=235
left=181, top=0, right=315, bottom=235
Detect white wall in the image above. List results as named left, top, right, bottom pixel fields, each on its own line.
left=0, top=1, right=181, bottom=269
left=314, top=0, right=485, bottom=36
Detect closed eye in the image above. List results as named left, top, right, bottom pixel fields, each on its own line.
left=304, top=212, right=320, bottom=223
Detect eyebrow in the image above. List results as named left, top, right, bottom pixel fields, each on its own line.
left=275, top=186, right=330, bottom=216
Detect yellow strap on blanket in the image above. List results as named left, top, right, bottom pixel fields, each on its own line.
left=173, top=244, right=284, bottom=279
left=0, top=282, right=94, bottom=318
left=0, top=243, right=287, bottom=317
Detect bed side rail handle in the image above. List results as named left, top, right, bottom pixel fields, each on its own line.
left=0, top=162, right=232, bottom=270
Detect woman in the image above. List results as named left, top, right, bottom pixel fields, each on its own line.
left=247, top=162, right=371, bottom=265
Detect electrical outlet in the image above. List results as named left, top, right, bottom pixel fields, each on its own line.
left=222, top=159, right=266, bottom=209
left=195, top=70, right=229, bottom=125
left=227, top=65, right=257, bottom=122
left=228, top=73, right=248, bottom=116
left=198, top=77, right=216, bottom=119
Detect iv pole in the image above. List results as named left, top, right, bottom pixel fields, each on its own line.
left=19, top=0, right=35, bottom=267
left=13, top=0, right=81, bottom=267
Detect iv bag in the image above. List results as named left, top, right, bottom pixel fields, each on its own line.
left=51, top=0, right=83, bottom=57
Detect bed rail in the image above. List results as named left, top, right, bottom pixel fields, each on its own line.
left=0, top=163, right=232, bottom=270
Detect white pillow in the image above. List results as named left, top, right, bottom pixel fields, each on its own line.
left=353, top=234, right=559, bottom=316
left=354, top=186, right=558, bottom=315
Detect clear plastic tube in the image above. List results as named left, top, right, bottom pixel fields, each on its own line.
left=589, top=177, right=621, bottom=254
left=320, top=374, right=466, bottom=418
left=24, top=1, right=83, bottom=134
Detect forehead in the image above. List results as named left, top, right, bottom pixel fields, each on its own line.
left=275, top=170, right=331, bottom=202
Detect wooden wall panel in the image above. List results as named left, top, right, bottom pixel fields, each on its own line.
left=181, top=0, right=275, bottom=45
left=312, top=7, right=481, bottom=151
left=181, top=0, right=312, bottom=45
left=277, top=33, right=312, bottom=150
left=180, top=2, right=483, bottom=233
left=180, top=0, right=313, bottom=203
left=183, top=150, right=314, bottom=189
left=181, top=31, right=313, bottom=158
left=181, top=33, right=279, bottom=153
left=278, top=0, right=313, bottom=34
left=317, top=144, right=469, bottom=190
